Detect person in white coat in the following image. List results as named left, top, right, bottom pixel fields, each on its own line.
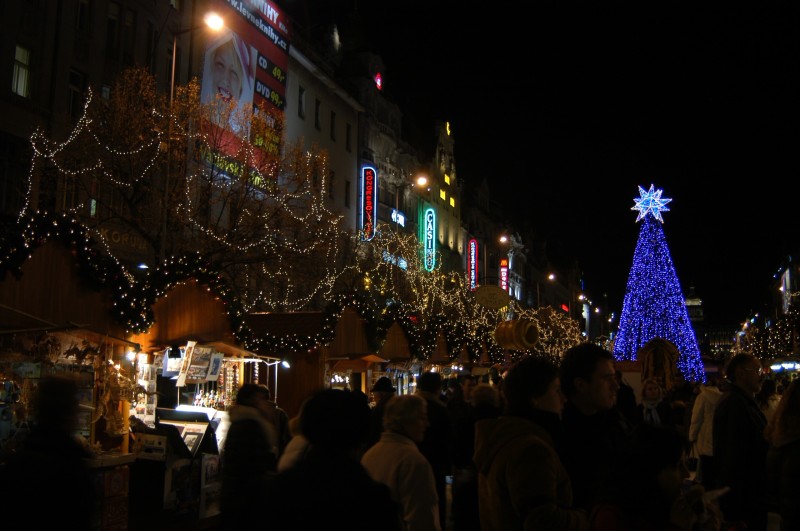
left=688, top=377, right=723, bottom=489
left=361, top=394, right=441, bottom=531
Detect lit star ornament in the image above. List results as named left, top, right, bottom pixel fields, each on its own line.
left=632, top=184, right=672, bottom=223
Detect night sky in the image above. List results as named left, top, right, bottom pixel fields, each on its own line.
left=298, top=1, right=800, bottom=327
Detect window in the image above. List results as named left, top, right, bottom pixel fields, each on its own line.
left=344, top=180, right=350, bottom=208
left=439, top=190, right=446, bottom=201
left=298, top=86, right=306, bottom=118
left=145, top=21, right=155, bottom=70
left=106, top=2, right=120, bottom=59
left=12, top=45, right=31, bottom=98
left=346, top=123, right=352, bottom=152
left=444, top=174, right=450, bottom=185
left=69, top=69, right=87, bottom=121
left=330, top=111, right=336, bottom=141
left=76, top=0, right=90, bottom=30
left=122, top=8, right=135, bottom=65
left=449, top=197, right=455, bottom=208
left=314, top=99, right=321, bottom=130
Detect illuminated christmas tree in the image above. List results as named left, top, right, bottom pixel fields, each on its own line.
left=612, top=185, right=705, bottom=382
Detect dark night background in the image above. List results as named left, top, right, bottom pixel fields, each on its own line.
left=295, top=1, right=800, bottom=327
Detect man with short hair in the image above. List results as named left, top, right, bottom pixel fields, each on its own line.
left=713, top=354, right=768, bottom=531
left=559, top=343, right=632, bottom=512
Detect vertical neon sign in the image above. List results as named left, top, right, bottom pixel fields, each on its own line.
left=468, top=239, right=478, bottom=290
left=361, top=166, right=377, bottom=240
left=500, top=258, right=508, bottom=290
left=424, top=208, right=436, bottom=271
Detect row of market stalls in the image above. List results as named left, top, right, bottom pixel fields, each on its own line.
left=0, top=214, right=505, bottom=444
left=0, top=213, right=511, bottom=528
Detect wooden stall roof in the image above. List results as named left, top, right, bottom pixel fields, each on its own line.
left=244, top=311, right=326, bottom=341
left=478, top=344, right=493, bottom=366
left=130, top=279, right=235, bottom=353
left=428, top=331, right=450, bottom=364
left=378, top=321, right=411, bottom=362
left=245, top=307, right=372, bottom=359
left=328, top=307, right=372, bottom=358
left=331, top=354, right=387, bottom=373
left=0, top=242, right=126, bottom=340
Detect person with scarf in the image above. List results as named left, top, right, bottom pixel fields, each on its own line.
left=635, top=378, right=674, bottom=429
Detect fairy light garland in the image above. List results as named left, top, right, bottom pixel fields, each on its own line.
left=5, top=68, right=591, bottom=369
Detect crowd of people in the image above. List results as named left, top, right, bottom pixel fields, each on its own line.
left=3, top=344, right=797, bottom=531
left=213, top=346, right=800, bottom=531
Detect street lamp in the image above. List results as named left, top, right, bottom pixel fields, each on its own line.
left=160, top=11, right=223, bottom=262
left=170, top=12, right=224, bottom=105
left=482, top=233, right=509, bottom=286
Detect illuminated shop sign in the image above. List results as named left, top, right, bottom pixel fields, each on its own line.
left=361, top=166, right=377, bottom=240
left=391, top=208, right=405, bottom=227
left=468, top=239, right=478, bottom=290
left=500, top=258, right=508, bottom=290
left=424, top=208, right=436, bottom=271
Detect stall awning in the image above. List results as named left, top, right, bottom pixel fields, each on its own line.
left=0, top=303, right=139, bottom=351
left=331, top=354, right=387, bottom=373
left=0, top=303, right=59, bottom=334
left=205, top=341, right=280, bottom=362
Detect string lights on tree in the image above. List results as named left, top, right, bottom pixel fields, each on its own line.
left=613, top=184, right=705, bottom=382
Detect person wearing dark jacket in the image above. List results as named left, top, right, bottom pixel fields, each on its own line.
left=765, top=379, right=800, bottom=531
left=366, top=376, right=396, bottom=450
left=633, top=378, right=675, bottom=429
left=220, top=383, right=280, bottom=530
left=264, top=388, right=402, bottom=531
left=560, top=344, right=634, bottom=513
left=0, top=375, right=98, bottom=530
left=712, top=354, right=768, bottom=531
left=473, top=356, right=587, bottom=530
left=615, top=370, right=638, bottom=426
left=416, top=371, right=455, bottom=530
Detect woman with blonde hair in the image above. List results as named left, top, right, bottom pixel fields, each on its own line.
left=765, top=379, right=800, bottom=530
left=634, top=378, right=674, bottom=428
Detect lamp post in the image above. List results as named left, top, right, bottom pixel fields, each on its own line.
left=169, top=12, right=224, bottom=106
left=160, top=12, right=223, bottom=262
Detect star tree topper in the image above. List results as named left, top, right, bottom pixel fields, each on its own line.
left=632, top=184, right=672, bottom=223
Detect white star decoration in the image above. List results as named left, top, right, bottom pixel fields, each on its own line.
left=632, top=184, right=672, bottom=223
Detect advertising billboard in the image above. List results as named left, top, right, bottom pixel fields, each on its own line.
left=198, top=0, right=290, bottom=168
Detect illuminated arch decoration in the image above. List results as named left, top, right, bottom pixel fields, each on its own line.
left=360, top=165, right=377, bottom=241
left=423, top=208, right=436, bottom=271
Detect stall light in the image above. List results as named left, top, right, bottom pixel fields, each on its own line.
left=137, top=263, right=149, bottom=269
left=281, top=359, right=291, bottom=369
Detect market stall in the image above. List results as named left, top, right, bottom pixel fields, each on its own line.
left=0, top=238, right=140, bottom=530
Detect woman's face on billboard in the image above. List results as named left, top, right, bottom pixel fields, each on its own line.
left=212, top=39, right=243, bottom=102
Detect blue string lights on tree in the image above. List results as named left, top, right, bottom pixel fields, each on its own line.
left=613, top=185, right=706, bottom=382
